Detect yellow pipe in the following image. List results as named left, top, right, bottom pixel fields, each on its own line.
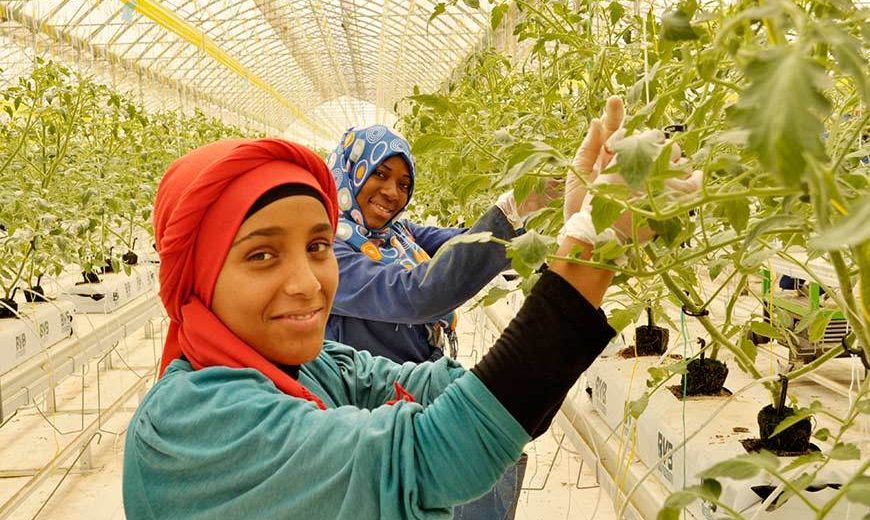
left=122, top=0, right=330, bottom=139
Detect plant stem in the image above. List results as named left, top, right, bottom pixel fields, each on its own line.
left=829, top=111, right=870, bottom=174
left=659, top=268, right=762, bottom=379
left=784, top=345, right=845, bottom=381
left=814, top=458, right=870, bottom=519
left=699, top=267, right=739, bottom=311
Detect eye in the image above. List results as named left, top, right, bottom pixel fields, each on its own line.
left=308, top=240, right=333, bottom=254
left=399, top=183, right=410, bottom=193
left=374, top=170, right=387, bottom=179
left=246, top=250, right=275, bottom=262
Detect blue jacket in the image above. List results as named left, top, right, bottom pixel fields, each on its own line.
left=326, top=207, right=519, bottom=363
left=123, top=342, right=528, bottom=519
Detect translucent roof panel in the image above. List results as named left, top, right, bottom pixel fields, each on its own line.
left=0, top=0, right=495, bottom=147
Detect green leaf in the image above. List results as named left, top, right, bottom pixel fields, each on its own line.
left=721, top=199, right=750, bottom=233
left=409, top=93, right=451, bottom=114
left=455, top=175, right=491, bottom=205
left=708, top=258, right=730, bottom=281
left=428, top=3, right=446, bottom=24
left=813, top=428, right=830, bottom=441
left=649, top=218, right=682, bottom=247
left=594, top=239, right=628, bottom=261
left=497, top=141, right=565, bottom=188
left=808, top=311, right=833, bottom=343
left=750, top=321, right=781, bottom=341
left=661, top=490, right=698, bottom=511
left=781, top=451, right=824, bottom=473
left=742, top=214, right=802, bottom=252
left=518, top=272, right=541, bottom=296
left=607, top=1, right=624, bottom=24
left=462, top=0, right=480, bottom=8
left=425, top=232, right=493, bottom=278
left=608, top=304, right=644, bottom=333
left=491, top=3, right=508, bottom=31
left=611, top=131, right=665, bottom=189
left=845, top=476, right=870, bottom=506
left=814, top=25, right=869, bottom=103
left=627, top=393, right=649, bottom=418
left=700, top=478, right=722, bottom=500
left=731, top=45, right=832, bottom=185
left=741, top=244, right=779, bottom=271
left=411, top=134, right=454, bottom=155
left=656, top=505, right=681, bottom=520
left=662, top=9, right=699, bottom=41
left=480, top=286, right=512, bottom=307
left=794, top=309, right=820, bottom=334
left=809, top=195, right=870, bottom=250
left=700, top=451, right=780, bottom=481
left=740, top=338, right=758, bottom=364
left=506, top=230, right=554, bottom=278
left=829, top=442, right=861, bottom=461
left=770, top=408, right=815, bottom=438
left=590, top=197, right=623, bottom=234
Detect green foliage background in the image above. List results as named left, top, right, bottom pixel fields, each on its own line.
left=0, top=59, right=250, bottom=297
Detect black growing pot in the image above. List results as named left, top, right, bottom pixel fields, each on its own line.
left=24, top=285, right=47, bottom=303
left=122, top=250, right=139, bottom=265
left=757, top=404, right=812, bottom=453
left=81, top=271, right=101, bottom=284
left=634, top=307, right=669, bottom=356
left=681, top=356, right=729, bottom=396
left=0, top=297, right=18, bottom=319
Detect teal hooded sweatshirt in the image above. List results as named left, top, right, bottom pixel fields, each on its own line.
left=123, top=342, right=529, bottom=519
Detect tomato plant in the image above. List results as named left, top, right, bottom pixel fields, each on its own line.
left=405, top=0, right=868, bottom=515
left=0, top=59, right=248, bottom=296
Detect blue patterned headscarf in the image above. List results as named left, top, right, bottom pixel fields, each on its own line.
left=327, top=125, right=429, bottom=268
left=327, top=125, right=457, bottom=346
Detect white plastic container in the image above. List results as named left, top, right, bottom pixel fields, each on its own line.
left=0, top=299, right=75, bottom=377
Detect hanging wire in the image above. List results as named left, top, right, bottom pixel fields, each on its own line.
left=679, top=309, right=689, bottom=495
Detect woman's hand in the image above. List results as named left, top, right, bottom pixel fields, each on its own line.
left=563, top=97, right=704, bottom=247
left=564, top=96, right=624, bottom=223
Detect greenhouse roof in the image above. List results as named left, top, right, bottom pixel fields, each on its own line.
left=0, top=0, right=497, bottom=146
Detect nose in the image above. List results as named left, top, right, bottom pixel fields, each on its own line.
left=380, top=180, right=399, bottom=201
left=281, top=255, right=321, bottom=298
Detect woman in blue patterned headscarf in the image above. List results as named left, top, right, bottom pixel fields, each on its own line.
left=326, top=125, right=463, bottom=354
left=325, top=124, right=542, bottom=520
left=325, top=124, right=542, bottom=362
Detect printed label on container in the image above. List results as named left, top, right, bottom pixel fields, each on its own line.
left=657, top=431, right=675, bottom=483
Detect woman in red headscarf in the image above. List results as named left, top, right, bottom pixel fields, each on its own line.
left=122, top=135, right=620, bottom=520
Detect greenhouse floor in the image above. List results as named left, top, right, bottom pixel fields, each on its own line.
left=0, top=292, right=616, bottom=520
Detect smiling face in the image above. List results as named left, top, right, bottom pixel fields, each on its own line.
left=355, top=155, right=411, bottom=229
left=211, top=195, right=338, bottom=366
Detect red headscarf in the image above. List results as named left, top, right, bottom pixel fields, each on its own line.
left=153, top=138, right=338, bottom=410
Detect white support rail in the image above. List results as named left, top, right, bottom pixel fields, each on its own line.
left=0, top=370, right=150, bottom=519
left=0, top=293, right=164, bottom=424
left=557, top=399, right=669, bottom=520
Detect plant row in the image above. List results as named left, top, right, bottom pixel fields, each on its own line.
left=401, top=0, right=869, bottom=516
left=0, top=58, right=249, bottom=311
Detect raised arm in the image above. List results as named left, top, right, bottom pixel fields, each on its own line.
left=124, top=364, right=529, bottom=520
left=331, top=206, right=518, bottom=324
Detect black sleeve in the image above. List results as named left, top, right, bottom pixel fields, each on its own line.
left=471, top=270, right=616, bottom=438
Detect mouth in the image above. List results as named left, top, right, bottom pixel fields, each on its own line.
left=369, top=200, right=396, bottom=219
left=271, top=308, right=323, bottom=330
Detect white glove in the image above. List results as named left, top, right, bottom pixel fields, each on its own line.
left=561, top=124, right=704, bottom=246
left=564, top=96, right=624, bottom=223
left=495, top=190, right=524, bottom=230
left=497, top=179, right=562, bottom=231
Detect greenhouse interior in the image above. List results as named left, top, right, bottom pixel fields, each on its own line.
left=0, top=0, right=868, bottom=519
